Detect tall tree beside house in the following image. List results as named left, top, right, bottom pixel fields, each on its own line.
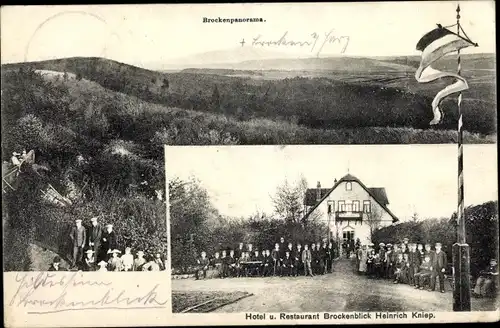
left=366, top=205, right=383, bottom=240
left=271, top=177, right=307, bottom=224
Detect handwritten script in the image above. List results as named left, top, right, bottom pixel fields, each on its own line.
left=251, top=29, right=350, bottom=57
left=8, top=272, right=168, bottom=314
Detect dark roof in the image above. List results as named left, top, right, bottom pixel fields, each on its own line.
left=304, top=188, right=330, bottom=206
left=302, top=173, right=399, bottom=223
left=368, top=188, right=389, bottom=205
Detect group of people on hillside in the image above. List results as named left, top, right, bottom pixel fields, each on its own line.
left=48, top=217, right=166, bottom=272
left=355, top=238, right=449, bottom=293
left=194, top=237, right=338, bottom=280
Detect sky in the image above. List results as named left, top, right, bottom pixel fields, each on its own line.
left=1, top=2, right=495, bottom=69
left=165, top=144, right=497, bottom=222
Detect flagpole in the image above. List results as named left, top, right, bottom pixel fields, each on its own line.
left=452, top=3, right=471, bottom=312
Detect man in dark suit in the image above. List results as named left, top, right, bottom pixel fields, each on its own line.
left=101, top=224, right=117, bottom=261
left=70, top=219, right=86, bottom=268
left=262, top=249, right=273, bottom=277
left=295, top=243, right=304, bottom=276
left=235, top=242, right=245, bottom=260
left=408, top=243, right=422, bottom=286
left=227, top=249, right=237, bottom=277
left=282, top=251, right=295, bottom=276
left=271, top=243, right=281, bottom=276
left=430, top=242, right=447, bottom=292
left=279, top=237, right=287, bottom=264
left=88, top=217, right=103, bottom=262
left=321, top=242, right=330, bottom=274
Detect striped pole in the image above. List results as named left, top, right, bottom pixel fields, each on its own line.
left=452, top=3, right=471, bottom=312
left=456, top=4, right=465, bottom=244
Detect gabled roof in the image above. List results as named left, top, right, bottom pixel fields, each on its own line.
left=304, top=188, right=330, bottom=206
left=368, top=188, right=389, bottom=205
left=302, top=173, right=399, bottom=223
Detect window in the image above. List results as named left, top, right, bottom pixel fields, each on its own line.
left=363, top=200, right=371, bottom=213
left=338, top=200, right=345, bottom=212
left=353, top=200, right=360, bottom=212
left=346, top=182, right=352, bottom=191
left=327, top=201, right=335, bottom=214
left=345, top=201, right=352, bottom=212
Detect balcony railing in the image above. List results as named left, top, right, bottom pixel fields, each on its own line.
left=333, top=210, right=363, bottom=219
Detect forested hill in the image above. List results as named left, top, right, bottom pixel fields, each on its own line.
left=2, top=54, right=496, bottom=135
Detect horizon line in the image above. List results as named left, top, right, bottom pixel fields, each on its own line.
left=1, top=52, right=495, bottom=70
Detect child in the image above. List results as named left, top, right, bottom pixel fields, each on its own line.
left=107, top=249, right=123, bottom=271
left=121, top=247, right=134, bottom=271
left=142, top=254, right=160, bottom=271
left=367, top=249, right=376, bottom=277
left=79, top=249, right=96, bottom=271
left=48, top=256, right=67, bottom=271
left=97, top=260, right=108, bottom=272
left=154, top=253, right=166, bottom=271
left=133, top=250, right=146, bottom=271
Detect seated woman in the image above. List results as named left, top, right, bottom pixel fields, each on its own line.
left=414, top=255, right=433, bottom=289
left=473, top=259, right=498, bottom=298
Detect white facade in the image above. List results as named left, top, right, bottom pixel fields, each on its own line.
left=306, top=176, right=397, bottom=245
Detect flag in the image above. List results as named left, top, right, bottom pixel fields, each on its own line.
left=415, top=25, right=477, bottom=125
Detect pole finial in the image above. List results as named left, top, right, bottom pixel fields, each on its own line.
left=457, top=3, right=461, bottom=21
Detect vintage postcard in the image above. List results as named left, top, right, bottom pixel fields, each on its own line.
left=165, top=144, right=498, bottom=324
left=1, top=1, right=497, bottom=327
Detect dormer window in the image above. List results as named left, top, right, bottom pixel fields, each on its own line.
left=346, top=182, right=352, bottom=191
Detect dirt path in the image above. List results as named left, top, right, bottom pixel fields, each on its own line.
left=172, top=259, right=498, bottom=313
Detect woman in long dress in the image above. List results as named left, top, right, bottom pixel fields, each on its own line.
left=358, top=245, right=368, bottom=274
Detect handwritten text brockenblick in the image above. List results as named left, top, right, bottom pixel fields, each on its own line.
left=10, top=272, right=168, bottom=314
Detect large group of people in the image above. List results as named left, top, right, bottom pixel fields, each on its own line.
left=194, top=237, right=338, bottom=280
left=49, top=217, right=166, bottom=272
left=355, top=238, right=449, bottom=293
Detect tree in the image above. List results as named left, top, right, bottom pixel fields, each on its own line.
left=211, top=84, right=221, bottom=112
left=169, top=176, right=219, bottom=271
left=161, top=78, right=169, bottom=90
left=271, top=177, right=306, bottom=224
left=411, top=212, right=420, bottom=223
left=366, top=204, right=383, bottom=241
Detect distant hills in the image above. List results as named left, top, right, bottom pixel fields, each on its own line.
left=2, top=53, right=496, bottom=137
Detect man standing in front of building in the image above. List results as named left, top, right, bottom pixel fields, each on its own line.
left=430, top=242, right=447, bottom=293
left=70, top=219, right=86, bottom=268
left=302, top=244, right=314, bottom=277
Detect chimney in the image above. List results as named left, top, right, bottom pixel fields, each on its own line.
left=334, top=178, right=338, bottom=184
left=316, top=181, right=321, bottom=202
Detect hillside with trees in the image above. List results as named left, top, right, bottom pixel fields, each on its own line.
left=3, top=55, right=496, bottom=138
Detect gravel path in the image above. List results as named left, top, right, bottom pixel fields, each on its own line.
left=172, top=258, right=498, bottom=313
